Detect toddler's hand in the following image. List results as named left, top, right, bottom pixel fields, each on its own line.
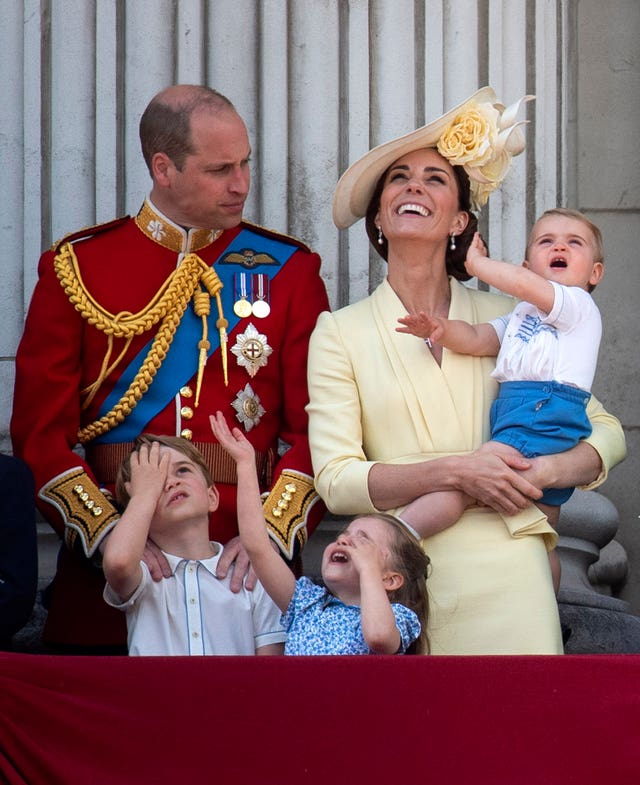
left=464, top=231, right=488, bottom=276
left=397, top=311, right=444, bottom=344
left=210, top=411, right=256, bottom=465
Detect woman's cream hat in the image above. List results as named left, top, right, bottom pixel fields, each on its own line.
left=333, top=86, right=534, bottom=229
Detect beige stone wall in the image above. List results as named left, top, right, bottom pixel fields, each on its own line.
left=575, top=1, right=640, bottom=611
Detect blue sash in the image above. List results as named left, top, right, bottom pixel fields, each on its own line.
left=93, top=228, right=297, bottom=443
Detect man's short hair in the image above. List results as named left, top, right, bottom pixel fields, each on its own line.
left=139, top=85, right=235, bottom=174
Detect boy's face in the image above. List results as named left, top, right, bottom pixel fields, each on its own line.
left=524, top=214, right=603, bottom=291
left=150, top=446, right=218, bottom=534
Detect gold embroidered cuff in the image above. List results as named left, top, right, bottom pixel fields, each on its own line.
left=263, top=470, right=319, bottom=560
left=39, top=467, right=120, bottom=558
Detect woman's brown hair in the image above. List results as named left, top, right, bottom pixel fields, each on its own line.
left=364, top=157, right=477, bottom=282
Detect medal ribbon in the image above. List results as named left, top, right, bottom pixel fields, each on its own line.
left=92, top=227, right=297, bottom=443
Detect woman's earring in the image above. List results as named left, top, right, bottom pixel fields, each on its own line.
left=449, top=233, right=457, bottom=251
left=377, top=226, right=384, bottom=245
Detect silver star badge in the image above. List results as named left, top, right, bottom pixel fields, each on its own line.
left=231, top=323, right=272, bottom=378
left=231, top=383, right=265, bottom=432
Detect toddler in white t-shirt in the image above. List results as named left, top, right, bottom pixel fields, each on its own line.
left=397, top=208, right=607, bottom=592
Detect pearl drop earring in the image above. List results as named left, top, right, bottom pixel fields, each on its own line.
left=377, top=226, right=384, bottom=245
left=449, top=233, right=457, bottom=251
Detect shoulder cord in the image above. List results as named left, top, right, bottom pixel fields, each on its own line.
left=54, top=242, right=227, bottom=444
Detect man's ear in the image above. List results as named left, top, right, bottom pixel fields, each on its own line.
left=151, top=152, right=173, bottom=186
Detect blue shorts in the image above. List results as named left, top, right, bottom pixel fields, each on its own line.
left=490, top=380, right=592, bottom=506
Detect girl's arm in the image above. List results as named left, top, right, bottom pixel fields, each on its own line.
left=103, top=443, right=168, bottom=601
left=210, top=412, right=296, bottom=613
left=466, top=232, right=555, bottom=313
left=348, top=535, right=401, bottom=654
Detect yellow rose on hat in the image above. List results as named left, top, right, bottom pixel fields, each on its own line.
left=437, top=103, right=499, bottom=168
left=332, top=87, right=535, bottom=228
left=437, top=96, right=534, bottom=209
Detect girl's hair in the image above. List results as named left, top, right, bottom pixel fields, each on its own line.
left=526, top=207, right=604, bottom=292
left=351, top=513, right=431, bottom=654
left=364, top=157, right=477, bottom=282
left=115, top=434, right=213, bottom=508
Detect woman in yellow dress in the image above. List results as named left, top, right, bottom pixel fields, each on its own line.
left=307, top=88, right=625, bottom=654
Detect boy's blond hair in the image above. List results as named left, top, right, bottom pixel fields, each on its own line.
left=526, top=208, right=604, bottom=291
left=115, top=434, right=213, bottom=508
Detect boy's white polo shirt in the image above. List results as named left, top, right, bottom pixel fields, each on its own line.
left=104, top=542, right=286, bottom=655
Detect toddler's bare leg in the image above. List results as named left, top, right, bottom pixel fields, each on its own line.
left=402, top=490, right=473, bottom=538
left=537, top=501, right=561, bottom=595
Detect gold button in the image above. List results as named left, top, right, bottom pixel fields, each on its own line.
left=180, top=429, right=193, bottom=441
left=180, top=406, right=194, bottom=420
left=180, top=386, right=193, bottom=398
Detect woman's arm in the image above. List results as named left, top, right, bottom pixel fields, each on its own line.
left=368, top=450, right=541, bottom=517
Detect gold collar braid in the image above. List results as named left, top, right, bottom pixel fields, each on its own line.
left=54, top=242, right=228, bottom=444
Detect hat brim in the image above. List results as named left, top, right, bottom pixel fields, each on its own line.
left=332, top=86, right=498, bottom=229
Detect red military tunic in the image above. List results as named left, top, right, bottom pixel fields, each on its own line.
left=11, top=200, right=330, bottom=646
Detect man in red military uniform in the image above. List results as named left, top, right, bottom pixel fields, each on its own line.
left=11, top=84, right=330, bottom=650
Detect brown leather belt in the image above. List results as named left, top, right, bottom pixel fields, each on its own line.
left=85, top=441, right=274, bottom=488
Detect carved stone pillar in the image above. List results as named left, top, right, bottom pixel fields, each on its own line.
left=557, top=490, right=640, bottom=653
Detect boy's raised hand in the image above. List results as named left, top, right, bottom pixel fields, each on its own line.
left=210, top=411, right=255, bottom=466
left=127, top=441, right=169, bottom=503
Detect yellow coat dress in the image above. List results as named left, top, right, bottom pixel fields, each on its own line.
left=307, top=277, right=625, bottom=654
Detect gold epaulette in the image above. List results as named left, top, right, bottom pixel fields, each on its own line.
left=51, top=216, right=130, bottom=253
left=39, top=468, right=120, bottom=558
left=262, top=469, right=320, bottom=560
left=241, top=219, right=314, bottom=254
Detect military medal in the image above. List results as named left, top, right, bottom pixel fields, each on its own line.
left=233, top=273, right=253, bottom=318
left=251, top=273, right=271, bottom=318
left=231, top=323, right=272, bottom=378
left=232, top=383, right=265, bottom=432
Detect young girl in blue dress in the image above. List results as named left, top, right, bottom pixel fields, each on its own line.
left=210, top=411, right=430, bottom=655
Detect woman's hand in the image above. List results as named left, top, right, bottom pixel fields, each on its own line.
left=456, top=445, right=543, bottom=515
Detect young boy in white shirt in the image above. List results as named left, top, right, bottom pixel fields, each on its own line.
left=103, top=435, right=285, bottom=656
